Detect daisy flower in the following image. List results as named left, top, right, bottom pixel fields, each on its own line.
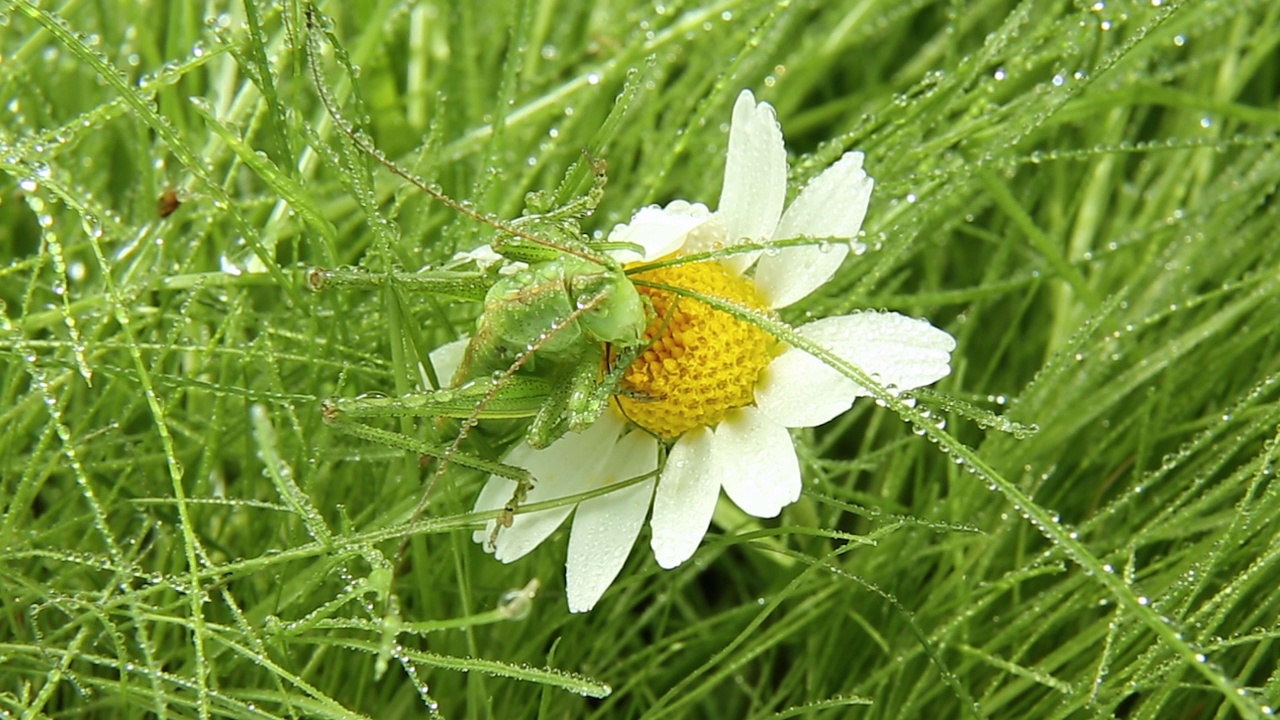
left=467, top=90, right=956, bottom=613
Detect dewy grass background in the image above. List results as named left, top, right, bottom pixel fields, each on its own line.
left=1, top=0, right=1279, bottom=717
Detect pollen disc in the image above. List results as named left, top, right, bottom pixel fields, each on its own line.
left=617, top=260, right=776, bottom=439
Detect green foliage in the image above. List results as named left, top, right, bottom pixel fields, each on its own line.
left=2, top=0, right=1279, bottom=718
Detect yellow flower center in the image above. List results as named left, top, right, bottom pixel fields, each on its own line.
left=615, top=260, right=776, bottom=439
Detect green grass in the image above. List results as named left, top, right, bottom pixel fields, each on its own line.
left=3, top=0, right=1280, bottom=717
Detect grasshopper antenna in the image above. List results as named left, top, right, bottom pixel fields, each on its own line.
left=303, top=3, right=600, bottom=266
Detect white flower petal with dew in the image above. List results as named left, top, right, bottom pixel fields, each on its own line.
left=672, top=211, right=728, bottom=259
left=799, top=313, right=957, bottom=393
left=752, top=349, right=856, bottom=429
left=651, top=426, right=720, bottom=569
left=450, top=244, right=527, bottom=275
left=714, top=407, right=801, bottom=519
left=754, top=312, right=957, bottom=428
left=450, top=244, right=504, bottom=269
left=484, top=476, right=575, bottom=564
left=718, top=90, right=788, bottom=273
left=608, top=202, right=710, bottom=263
left=473, top=412, right=621, bottom=563
left=754, top=151, right=875, bottom=308
left=566, top=430, right=657, bottom=612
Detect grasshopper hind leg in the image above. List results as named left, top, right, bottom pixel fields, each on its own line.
left=524, top=345, right=607, bottom=448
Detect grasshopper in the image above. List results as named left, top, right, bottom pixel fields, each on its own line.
left=304, top=5, right=654, bottom=538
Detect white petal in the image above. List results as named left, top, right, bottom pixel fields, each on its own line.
left=428, top=337, right=470, bottom=389
left=565, top=431, right=658, bottom=612
left=754, top=242, right=849, bottom=309
left=477, top=443, right=576, bottom=563
left=714, top=407, right=801, bottom=518
left=718, top=90, right=787, bottom=272
left=754, top=349, right=855, bottom=429
left=698, top=213, right=759, bottom=276
left=754, top=152, right=874, bottom=308
left=450, top=244, right=504, bottom=269
left=802, top=312, right=956, bottom=389
left=673, top=213, right=749, bottom=272
left=650, top=427, right=720, bottom=569
left=775, top=152, right=873, bottom=240
left=755, top=312, right=955, bottom=428
left=607, top=201, right=710, bottom=262
left=474, top=415, right=621, bottom=563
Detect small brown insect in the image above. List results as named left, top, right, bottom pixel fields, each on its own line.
left=157, top=189, right=181, bottom=218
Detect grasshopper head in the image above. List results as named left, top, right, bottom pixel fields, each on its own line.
left=571, top=270, right=647, bottom=347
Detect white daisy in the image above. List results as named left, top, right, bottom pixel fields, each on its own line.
left=468, top=89, right=956, bottom=613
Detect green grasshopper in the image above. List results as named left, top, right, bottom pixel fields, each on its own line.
left=304, top=5, right=653, bottom=532
left=314, top=172, right=652, bottom=452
